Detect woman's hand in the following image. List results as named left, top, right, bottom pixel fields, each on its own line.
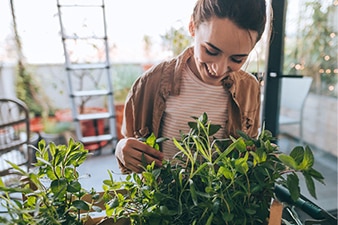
left=115, top=137, right=164, bottom=173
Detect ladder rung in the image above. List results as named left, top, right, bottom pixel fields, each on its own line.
left=81, top=134, right=113, bottom=144
left=66, top=64, right=109, bottom=70
left=72, top=90, right=111, bottom=97
left=58, top=4, right=103, bottom=7
left=77, top=112, right=111, bottom=121
left=57, top=1, right=103, bottom=8
left=62, top=35, right=107, bottom=40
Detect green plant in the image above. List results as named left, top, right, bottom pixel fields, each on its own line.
left=283, top=0, right=337, bottom=97
left=102, top=113, right=324, bottom=225
left=0, top=139, right=102, bottom=225
left=112, top=64, right=142, bottom=104
left=10, top=0, right=53, bottom=117
left=161, top=25, right=193, bottom=57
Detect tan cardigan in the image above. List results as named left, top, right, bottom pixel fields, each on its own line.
left=119, top=47, right=261, bottom=172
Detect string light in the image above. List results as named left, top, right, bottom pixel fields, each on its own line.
left=325, top=69, right=332, bottom=74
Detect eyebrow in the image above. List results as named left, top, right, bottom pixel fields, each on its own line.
left=206, top=42, right=249, bottom=57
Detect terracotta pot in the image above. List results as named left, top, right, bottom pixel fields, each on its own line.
left=142, top=63, right=153, bottom=71
left=29, top=117, right=44, bottom=133
left=55, top=108, right=107, bottom=151
left=114, top=103, right=124, bottom=141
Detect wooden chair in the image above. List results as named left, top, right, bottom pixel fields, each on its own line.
left=278, top=76, right=313, bottom=144
left=0, top=97, right=31, bottom=186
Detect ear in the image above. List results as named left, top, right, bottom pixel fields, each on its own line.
left=188, top=17, right=195, bottom=37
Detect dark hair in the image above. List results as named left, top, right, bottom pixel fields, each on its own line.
left=192, top=0, right=267, bottom=42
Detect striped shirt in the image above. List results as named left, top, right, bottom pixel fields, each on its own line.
left=161, top=63, right=230, bottom=160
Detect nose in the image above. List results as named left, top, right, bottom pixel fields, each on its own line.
left=211, top=60, right=229, bottom=76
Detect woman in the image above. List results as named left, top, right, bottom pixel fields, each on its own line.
left=115, top=0, right=269, bottom=173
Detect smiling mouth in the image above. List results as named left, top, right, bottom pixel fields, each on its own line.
left=205, top=64, right=217, bottom=77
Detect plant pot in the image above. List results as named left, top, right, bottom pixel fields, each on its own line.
left=55, top=108, right=108, bottom=151
left=29, top=117, right=44, bottom=133
left=142, top=63, right=153, bottom=71
left=114, top=103, right=124, bottom=141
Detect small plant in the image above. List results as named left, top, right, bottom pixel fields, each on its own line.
left=161, top=24, right=193, bottom=57
left=102, top=113, right=324, bottom=225
left=0, top=139, right=102, bottom=225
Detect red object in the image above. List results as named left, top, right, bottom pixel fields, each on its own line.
left=114, top=103, right=124, bottom=141
left=30, top=117, right=44, bottom=132
left=55, top=108, right=108, bottom=151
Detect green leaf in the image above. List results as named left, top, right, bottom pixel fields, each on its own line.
left=145, top=132, right=157, bottom=148
left=50, top=178, right=67, bottom=197
left=298, top=146, right=314, bottom=170
left=286, top=174, right=300, bottom=201
left=156, top=137, right=169, bottom=144
left=307, top=168, right=325, bottom=184
left=235, top=138, right=247, bottom=153
left=290, top=146, right=304, bottom=164
left=234, top=154, right=249, bottom=174
left=188, top=121, right=198, bottom=130
left=92, top=205, right=103, bottom=213
left=303, top=172, right=317, bottom=199
left=212, top=199, right=220, bottom=214
left=205, top=213, right=214, bottom=225
left=278, top=154, right=297, bottom=169
left=0, top=178, right=4, bottom=187
left=49, top=142, right=57, bottom=162
left=245, top=208, right=256, bottom=215
left=217, top=166, right=234, bottom=180
left=222, top=212, right=234, bottom=222
left=4, top=160, right=27, bottom=175
left=237, top=130, right=251, bottom=141
left=209, top=124, right=222, bottom=136
left=67, top=181, right=81, bottom=193
left=72, top=199, right=90, bottom=211
left=108, top=197, right=119, bottom=209
left=189, top=179, right=198, bottom=206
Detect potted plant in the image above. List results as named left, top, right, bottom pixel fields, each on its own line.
left=0, top=113, right=325, bottom=225
left=10, top=0, right=56, bottom=132
left=102, top=113, right=324, bottom=225
left=0, top=138, right=128, bottom=225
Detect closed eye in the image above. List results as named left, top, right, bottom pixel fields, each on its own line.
left=231, top=57, right=244, bottom=64
left=206, top=48, right=219, bottom=56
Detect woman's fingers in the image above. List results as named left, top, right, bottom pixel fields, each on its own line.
left=122, top=138, right=163, bottom=172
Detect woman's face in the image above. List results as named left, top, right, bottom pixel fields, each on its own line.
left=189, top=17, right=258, bottom=86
